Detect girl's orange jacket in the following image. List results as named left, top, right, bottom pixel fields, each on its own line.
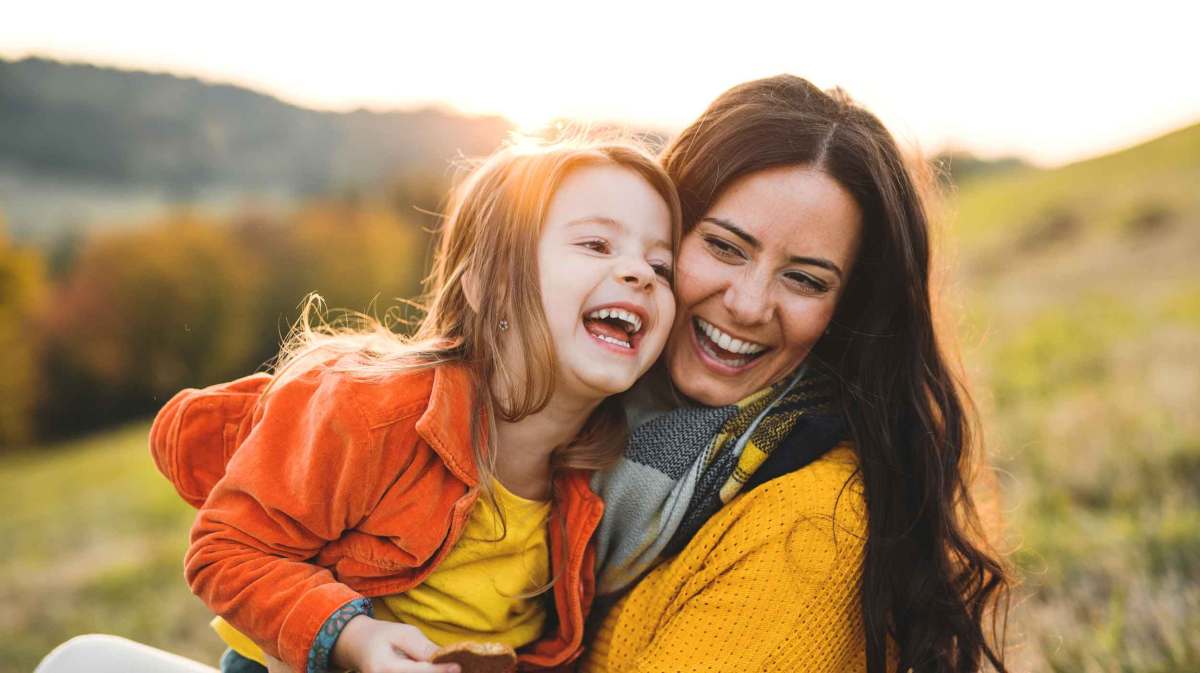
left=149, top=360, right=605, bottom=673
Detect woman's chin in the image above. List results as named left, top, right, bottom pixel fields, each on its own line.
left=668, top=351, right=790, bottom=406
left=666, top=361, right=744, bottom=406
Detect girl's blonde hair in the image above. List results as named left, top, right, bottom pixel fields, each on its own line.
left=266, top=132, right=682, bottom=485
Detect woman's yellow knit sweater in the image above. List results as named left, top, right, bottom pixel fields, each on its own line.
left=579, top=444, right=868, bottom=673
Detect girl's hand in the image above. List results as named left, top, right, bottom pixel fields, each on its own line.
left=331, top=615, right=460, bottom=673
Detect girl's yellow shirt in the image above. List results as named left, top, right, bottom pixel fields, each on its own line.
left=214, top=478, right=551, bottom=664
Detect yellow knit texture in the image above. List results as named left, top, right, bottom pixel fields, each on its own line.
left=580, top=444, right=868, bottom=673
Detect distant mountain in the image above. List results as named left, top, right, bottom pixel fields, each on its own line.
left=0, top=57, right=513, bottom=241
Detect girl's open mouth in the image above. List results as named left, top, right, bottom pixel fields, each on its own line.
left=582, top=305, right=646, bottom=353
left=692, top=317, right=769, bottom=370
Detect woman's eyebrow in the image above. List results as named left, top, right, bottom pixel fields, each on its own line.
left=789, top=255, right=843, bottom=279
left=703, top=217, right=842, bottom=279
left=702, top=217, right=760, bottom=249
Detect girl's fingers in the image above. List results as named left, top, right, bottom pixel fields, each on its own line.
left=387, top=625, right=441, bottom=661
left=385, top=662, right=459, bottom=673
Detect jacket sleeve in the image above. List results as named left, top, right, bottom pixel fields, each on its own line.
left=184, top=369, right=392, bottom=673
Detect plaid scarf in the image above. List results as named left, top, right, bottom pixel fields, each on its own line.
left=591, top=365, right=837, bottom=595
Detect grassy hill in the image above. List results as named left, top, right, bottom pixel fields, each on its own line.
left=952, top=123, right=1200, bottom=248
left=951, top=124, right=1200, bottom=671
left=0, top=422, right=220, bottom=672
left=1, top=122, right=1197, bottom=673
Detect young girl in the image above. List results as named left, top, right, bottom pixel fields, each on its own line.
left=153, top=136, right=681, bottom=673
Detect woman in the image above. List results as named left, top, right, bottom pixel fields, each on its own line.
left=582, top=75, right=1009, bottom=673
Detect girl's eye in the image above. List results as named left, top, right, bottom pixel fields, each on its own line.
left=704, top=236, right=744, bottom=260
left=580, top=239, right=610, bottom=254
left=651, top=262, right=673, bottom=281
left=785, top=272, right=830, bottom=294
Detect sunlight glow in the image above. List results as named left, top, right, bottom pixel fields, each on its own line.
left=2, top=0, right=1196, bottom=165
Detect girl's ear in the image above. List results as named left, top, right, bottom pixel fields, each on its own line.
left=462, top=268, right=482, bottom=312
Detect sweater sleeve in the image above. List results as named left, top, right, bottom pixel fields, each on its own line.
left=185, top=369, right=391, bottom=673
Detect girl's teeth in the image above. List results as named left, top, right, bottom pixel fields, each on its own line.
left=586, top=308, right=642, bottom=333
left=594, top=333, right=631, bottom=348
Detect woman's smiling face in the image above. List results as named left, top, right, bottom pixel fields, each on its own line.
left=665, top=164, right=863, bottom=406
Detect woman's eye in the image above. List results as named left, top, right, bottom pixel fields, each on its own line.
left=704, top=236, right=744, bottom=260
left=785, top=272, right=829, bottom=294
left=580, top=239, right=610, bottom=254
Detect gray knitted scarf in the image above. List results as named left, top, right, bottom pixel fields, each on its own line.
left=590, top=364, right=836, bottom=596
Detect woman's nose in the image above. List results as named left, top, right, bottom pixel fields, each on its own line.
left=722, top=273, right=773, bottom=325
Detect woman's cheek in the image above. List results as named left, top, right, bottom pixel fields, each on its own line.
left=785, top=297, right=836, bottom=350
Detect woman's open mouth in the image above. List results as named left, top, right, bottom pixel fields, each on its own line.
left=582, top=304, right=647, bottom=354
left=692, top=317, right=769, bottom=370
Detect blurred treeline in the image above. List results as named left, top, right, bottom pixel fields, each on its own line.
left=0, top=56, right=516, bottom=447
left=0, top=193, right=439, bottom=446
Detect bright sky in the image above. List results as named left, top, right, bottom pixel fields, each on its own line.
left=3, top=1, right=1197, bottom=166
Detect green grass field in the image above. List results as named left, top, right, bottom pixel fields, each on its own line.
left=3, top=124, right=1198, bottom=673
left=954, top=124, right=1200, bottom=672
left=0, top=423, right=224, bottom=672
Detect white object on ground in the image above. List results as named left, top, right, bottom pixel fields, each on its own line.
left=34, top=634, right=218, bottom=673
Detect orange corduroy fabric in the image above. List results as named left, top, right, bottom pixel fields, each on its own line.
left=155, top=361, right=604, bottom=673
left=579, top=444, right=868, bottom=673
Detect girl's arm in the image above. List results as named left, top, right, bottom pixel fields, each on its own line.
left=185, top=370, right=405, bottom=673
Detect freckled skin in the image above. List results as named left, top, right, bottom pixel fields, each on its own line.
left=666, top=165, right=863, bottom=406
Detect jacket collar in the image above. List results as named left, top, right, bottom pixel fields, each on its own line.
left=414, top=363, right=482, bottom=486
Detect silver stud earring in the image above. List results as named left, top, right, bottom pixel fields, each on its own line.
left=498, top=319, right=509, bottom=331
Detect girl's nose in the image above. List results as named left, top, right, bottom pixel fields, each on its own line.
left=615, top=258, right=654, bottom=291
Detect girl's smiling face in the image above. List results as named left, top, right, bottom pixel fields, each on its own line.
left=537, top=163, right=676, bottom=403
left=666, top=165, right=862, bottom=406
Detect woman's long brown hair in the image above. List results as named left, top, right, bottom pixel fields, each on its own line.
left=660, top=75, right=1010, bottom=673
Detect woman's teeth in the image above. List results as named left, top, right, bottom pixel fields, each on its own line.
left=695, top=318, right=766, bottom=355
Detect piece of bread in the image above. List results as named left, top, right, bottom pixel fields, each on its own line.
left=430, top=641, right=518, bottom=673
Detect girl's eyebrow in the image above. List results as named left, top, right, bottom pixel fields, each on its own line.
left=702, top=216, right=843, bottom=279
left=566, top=216, right=621, bottom=228
left=569, top=216, right=672, bottom=253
